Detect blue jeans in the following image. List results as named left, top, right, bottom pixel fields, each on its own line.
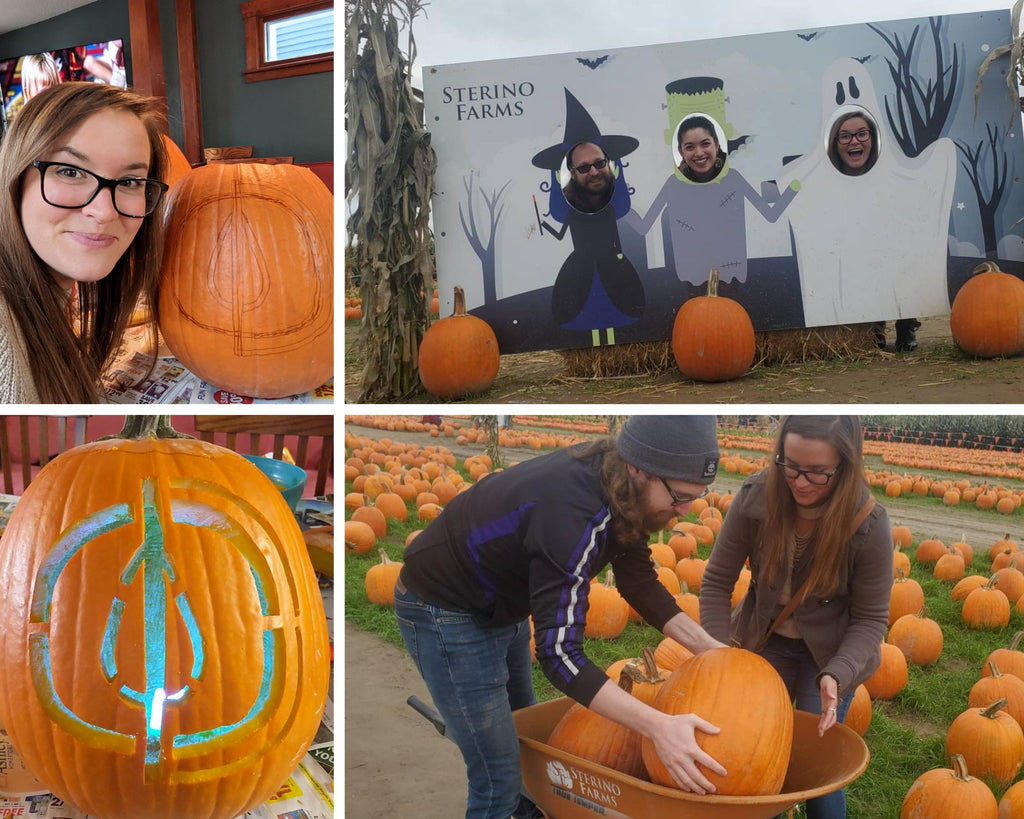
left=760, top=634, right=855, bottom=819
left=395, top=584, right=544, bottom=819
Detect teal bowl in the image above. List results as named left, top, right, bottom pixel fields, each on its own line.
left=243, top=455, right=307, bottom=511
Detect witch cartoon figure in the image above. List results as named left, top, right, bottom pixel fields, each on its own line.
left=531, top=89, right=644, bottom=347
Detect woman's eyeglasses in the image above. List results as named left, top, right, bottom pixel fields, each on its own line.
left=836, top=129, right=871, bottom=145
left=569, top=158, right=609, bottom=174
left=658, top=475, right=710, bottom=507
left=31, top=160, right=168, bottom=218
left=775, top=458, right=839, bottom=485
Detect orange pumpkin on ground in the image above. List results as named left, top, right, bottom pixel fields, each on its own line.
left=671, top=268, right=756, bottom=382
left=843, top=684, right=872, bottom=736
left=419, top=286, right=500, bottom=398
left=365, top=549, right=404, bottom=605
left=158, top=163, right=334, bottom=398
left=641, top=647, right=793, bottom=795
left=0, top=417, right=330, bottom=819
left=949, top=262, right=1024, bottom=358
left=900, top=754, right=998, bottom=819
left=945, top=698, right=1024, bottom=788
left=888, top=608, right=944, bottom=666
left=863, top=642, right=908, bottom=700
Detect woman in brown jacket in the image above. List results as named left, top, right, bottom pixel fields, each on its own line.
left=700, top=415, right=892, bottom=819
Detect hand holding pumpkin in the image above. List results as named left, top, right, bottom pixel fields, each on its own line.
left=646, top=711, right=727, bottom=794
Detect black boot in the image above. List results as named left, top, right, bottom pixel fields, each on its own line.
left=895, top=318, right=921, bottom=352
left=871, top=322, right=886, bottom=349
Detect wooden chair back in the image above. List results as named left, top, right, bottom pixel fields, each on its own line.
left=0, top=416, right=90, bottom=495
left=192, top=415, right=334, bottom=496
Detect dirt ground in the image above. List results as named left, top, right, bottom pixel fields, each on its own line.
left=343, top=420, right=1024, bottom=817
left=344, top=316, right=1024, bottom=404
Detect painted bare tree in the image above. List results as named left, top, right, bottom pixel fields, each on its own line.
left=346, top=0, right=436, bottom=401
left=955, top=123, right=1011, bottom=258
left=459, top=172, right=512, bottom=305
left=869, top=16, right=959, bottom=157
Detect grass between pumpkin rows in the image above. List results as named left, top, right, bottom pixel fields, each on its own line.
left=344, top=447, right=1024, bottom=819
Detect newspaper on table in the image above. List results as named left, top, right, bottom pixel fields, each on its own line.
left=0, top=711, right=334, bottom=818
left=101, top=352, right=334, bottom=405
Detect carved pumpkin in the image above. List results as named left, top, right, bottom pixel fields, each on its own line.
left=0, top=417, right=330, bottom=819
left=900, top=754, right=998, bottom=819
left=671, top=268, right=756, bottom=382
left=158, top=163, right=334, bottom=398
left=949, top=262, right=1024, bottom=358
left=418, top=286, right=500, bottom=399
left=641, top=646, right=793, bottom=794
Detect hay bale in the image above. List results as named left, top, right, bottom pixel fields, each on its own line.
left=754, top=323, right=880, bottom=366
left=558, top=341, right=674, bottom=378
left=555, top=325, right=879, bottom=378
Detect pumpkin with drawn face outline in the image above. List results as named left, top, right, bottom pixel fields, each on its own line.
left=0, top=417, right=330, bottom=819
left=157, top=163, right=334, bottom=399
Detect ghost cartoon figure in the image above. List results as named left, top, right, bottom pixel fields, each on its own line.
left=776, top=58, right=956, bottom=327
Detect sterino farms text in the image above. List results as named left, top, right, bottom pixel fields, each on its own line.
left=441, top=82, right=535, bottom=120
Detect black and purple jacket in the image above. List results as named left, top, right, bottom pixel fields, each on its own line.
left=401, top=444, right=679, bottom=706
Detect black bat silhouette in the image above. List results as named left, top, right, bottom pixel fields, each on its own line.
left=796, top=32, right=819, bottom=42
left=577, top=55, right=610, bottom=69
left=854, top=55, right=873, bottom=64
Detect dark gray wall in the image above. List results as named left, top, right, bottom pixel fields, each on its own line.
left=0, top=0, right=333, bottom=163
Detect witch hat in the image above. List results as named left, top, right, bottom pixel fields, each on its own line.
left=531, top=88, right=639, bottom=169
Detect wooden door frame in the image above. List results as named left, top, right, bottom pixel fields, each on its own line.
left=128, top=0, right=204, bottom=165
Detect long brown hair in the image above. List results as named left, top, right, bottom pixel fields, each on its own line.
left=574, top=438, right=649, bottom=543
left=761, top=416, right=868, bottom=597
left=0, top=81, right=167, bottom=403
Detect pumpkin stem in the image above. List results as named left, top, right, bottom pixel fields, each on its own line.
left=972, top=261, right=1002, bottom=275
left=988, top=660, right=1003, bottom=679
left=949, top=754, right=973, bottom=782
left=1010, top=630, right=1024, bottom=652
left=99, top=415, right=194, bottom=441
left=452, top=285, right=468, bottom=317
left=706, top=268, right=721, bottom=298
left=981, top=698, right=1009, bottom=718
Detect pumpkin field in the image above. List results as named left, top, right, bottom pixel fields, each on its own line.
left=344, top=415, right=1024, bottom=818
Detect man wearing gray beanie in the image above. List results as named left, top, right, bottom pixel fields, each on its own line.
left=397, top=416, right=727, bottom=819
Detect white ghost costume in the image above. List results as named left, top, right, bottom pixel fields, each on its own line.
left=776, top=58, right=956, bottom=327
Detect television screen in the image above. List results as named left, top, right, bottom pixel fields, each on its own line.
left=0, top=40, right=127, bottom=134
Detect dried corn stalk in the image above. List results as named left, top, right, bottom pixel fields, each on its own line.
left=345, top=0, right=436, bottom=401
left=974, top=0, right=1024, bottom=127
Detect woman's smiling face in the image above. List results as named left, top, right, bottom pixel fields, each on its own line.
left=20, top=107, right=151, bottom=290
left=679, top=126, right=719, bottom=177
left=835, top=116, right=873, bottom=173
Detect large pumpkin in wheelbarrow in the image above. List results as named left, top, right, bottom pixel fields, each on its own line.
left=157, top=162, right=334, bottom=398
left=642, top=647, right=793, bottom=795
left=0, top=417, right=330, bottom=819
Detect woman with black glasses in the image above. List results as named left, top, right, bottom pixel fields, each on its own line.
left=700, top=415, right=892, bottom=819
left=0, top=81, right=168, bottom=402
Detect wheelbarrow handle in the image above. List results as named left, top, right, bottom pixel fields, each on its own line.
left=407, top=695, right=448, bottom=737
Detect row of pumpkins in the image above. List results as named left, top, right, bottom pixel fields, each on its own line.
left=157, top=136, right=332, bottom=399
left=411, top=262, right=1024, bottom=398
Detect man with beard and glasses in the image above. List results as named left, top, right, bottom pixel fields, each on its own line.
left=561, top=141, right=615, bottom=213
left=395, top=416, right=728, bottom=819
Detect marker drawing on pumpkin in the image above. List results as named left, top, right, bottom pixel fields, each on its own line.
left=775, top=57, right=956, bottom=327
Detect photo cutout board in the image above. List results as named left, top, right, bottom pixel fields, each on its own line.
left=424, top=9, right=1024, bottom=353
